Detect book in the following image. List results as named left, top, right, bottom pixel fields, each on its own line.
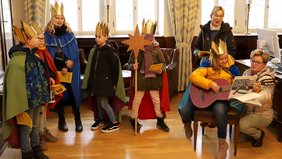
left=228, top=76, right=261, bottom=106
left=57, top=71, right=73, bottom=83
left=148, top=63, right=163, bottom=72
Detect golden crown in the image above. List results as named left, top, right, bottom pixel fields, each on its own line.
left=95, top=22, right=109, bottom=37
left=141, top=19, right=157, bottom=35
left=31, top=22, right=43, bottom=35
left=210, top=39, right=227, bottom=56
left=13, top=21, right=37, bottom=44
left=51, top=2, right=64, bottom=17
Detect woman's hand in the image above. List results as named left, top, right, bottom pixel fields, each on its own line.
left=210, top=82, right=221, bottom=93
left=66, top=60, right=74, bottom=69
left=252, top=82, right=261, bottom=93
left=61, top=67, right=68, bottom=75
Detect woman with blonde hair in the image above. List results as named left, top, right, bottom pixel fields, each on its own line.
left=44, top=2, right=83, bottom=132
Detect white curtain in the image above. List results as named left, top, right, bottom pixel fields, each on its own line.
left=24, top=0, right=46, bottom=27
left=168, top=0, right=199, bottom=91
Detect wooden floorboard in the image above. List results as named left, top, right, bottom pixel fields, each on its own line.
left=1, top=93, right=282, bottom=159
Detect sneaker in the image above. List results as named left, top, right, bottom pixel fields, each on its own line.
left=130, top=118, right=142, bottom=132
left=45, top=128, right=58, bottom=142
left=100, top=122, right=119, bottom=133
left=91, top=119, right=104, bottom=130
left=251, top=130, right=265, bottom=147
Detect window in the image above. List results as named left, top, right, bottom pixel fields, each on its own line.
left=201, top=0, right=282, bottom=33
left=48, top=0, right=162, bottom=35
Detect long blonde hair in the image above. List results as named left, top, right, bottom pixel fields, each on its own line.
left=44, top=16, right=72, bottom=34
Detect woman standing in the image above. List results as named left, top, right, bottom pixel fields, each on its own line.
left=44, top=2, right=82, bottom=132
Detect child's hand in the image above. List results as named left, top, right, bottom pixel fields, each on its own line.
left=210, top=82, right=220, bottom=93
left=133, top=62, right=138, bottom=71
left=50, top=78, right=55, bottom=85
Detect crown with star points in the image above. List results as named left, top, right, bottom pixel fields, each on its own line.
left=51, top=1, right=64, bottom=17
left=141, top=19, right=157, bottom=35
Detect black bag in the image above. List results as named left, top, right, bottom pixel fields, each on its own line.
left=54, top=46, right=68, bottom=70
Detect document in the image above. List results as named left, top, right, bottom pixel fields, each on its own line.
left=149, top=63, right=163, bottom=72
left=228, top=76, right=261, bottom=106
left=57, top=71, right=72, bottom=83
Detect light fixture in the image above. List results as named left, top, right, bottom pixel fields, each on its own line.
left=245, top=0, right=252, bottom=34
left=104, top=0, right=112, bottom=24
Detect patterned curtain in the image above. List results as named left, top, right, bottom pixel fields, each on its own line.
left=24, top=0, right=47, bottom=27
left=168, top=0, right=199, bottom=91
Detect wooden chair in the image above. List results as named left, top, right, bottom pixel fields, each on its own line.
left=193, top=108, right=240, bottom=156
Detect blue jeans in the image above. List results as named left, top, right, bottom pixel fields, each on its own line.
left=19, top=106, right=40, bottom=152
left=179, top=96, right=228, bottom=138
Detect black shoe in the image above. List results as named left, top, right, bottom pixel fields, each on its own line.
left=101, top=122, right=119, bottom=133
left=91, top=119, right=104, bottom=130
left=58, top=119, right=68, bottom=132
left=156, top=117, right=169, bottom=132
left=32, top=145, right=49, bottom=159
left=251, top=130, right=265, bottom=147
left=22, top=151, right=33, bottom=159
left=130, top=118, right=142, bottom=132
left=75, top=121, right=83, bottom=132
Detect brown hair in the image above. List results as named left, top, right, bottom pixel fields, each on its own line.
left=250, top=49, right=271, bottom=64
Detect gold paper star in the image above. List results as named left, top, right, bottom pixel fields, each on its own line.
left=122, top=25, right=152, bottom=57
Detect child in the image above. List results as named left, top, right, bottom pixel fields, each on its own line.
left=3, top=20, right=49, bottom=159
left=33, top=23, right=60, bottom=150
left=82, top=22, right=122, bottom=133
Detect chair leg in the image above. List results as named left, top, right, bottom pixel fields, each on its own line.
left=234, top=124, right=239, bottom=156
left=193, top=121, right=198, bottom=151
left=229, top=124, right=233, bottom=138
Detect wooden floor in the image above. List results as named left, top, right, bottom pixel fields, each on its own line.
left=1, top=93, right=282, bottom=159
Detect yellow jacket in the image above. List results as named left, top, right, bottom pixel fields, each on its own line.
left=189, top=55, right=236, bottom=90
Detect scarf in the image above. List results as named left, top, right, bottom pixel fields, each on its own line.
left=140, top=34, right=156, bottom=78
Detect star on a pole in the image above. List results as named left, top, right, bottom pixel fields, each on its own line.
left=121, top=25, right=152, bottom=57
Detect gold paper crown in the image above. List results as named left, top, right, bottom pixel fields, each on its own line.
left=31, top=22, right=43, bottom=35
left=51, top=2, right=64, bottom=17
left=95, top=22, right=109, bottom=37
left=141, top=19, right=157, bottom=34
left=13, top=21, right=37, bottom=44
left=210, top=39, right=227, bottom=56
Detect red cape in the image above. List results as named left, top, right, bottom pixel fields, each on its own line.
left=128, top=72, right=170, bottom=119
left=36, top=48, right=63, bottom=115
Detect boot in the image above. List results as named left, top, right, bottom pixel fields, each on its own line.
left=45, top=128, right=58, bottom=142
left=58, top=117, right=68, bottom=132
left=32, top=145, right=49, bottom=159
left=57, top=107, right=68, bottom=132
left=184, top=122, right=192, bottom=139
left=74, top=108, right=83, bottom=132
left=251, top=130, right=265, bottom=147
left=40, top=134, right=48, bottom=151
left=130, top=118, right=142, bottom=132
left=215, top=138, right=229, bottom=159
left=22, top=151, right=33, bottom=159
left=156, top=117, right=169, bottom=132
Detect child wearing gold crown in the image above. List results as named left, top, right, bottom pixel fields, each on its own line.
left=178, top=40, right=240, bottom=159
left=3, top=21, right=49, bottom=159
left=32, top=22, right=61, bottom=151
left=82, top=22, right=126, bottom=133
left=127, top=19, right=170, bottom=133
left=44, top=2, right=83, bottom=132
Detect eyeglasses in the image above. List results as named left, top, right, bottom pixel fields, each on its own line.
left=250, top=59, right=263, bottom=65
